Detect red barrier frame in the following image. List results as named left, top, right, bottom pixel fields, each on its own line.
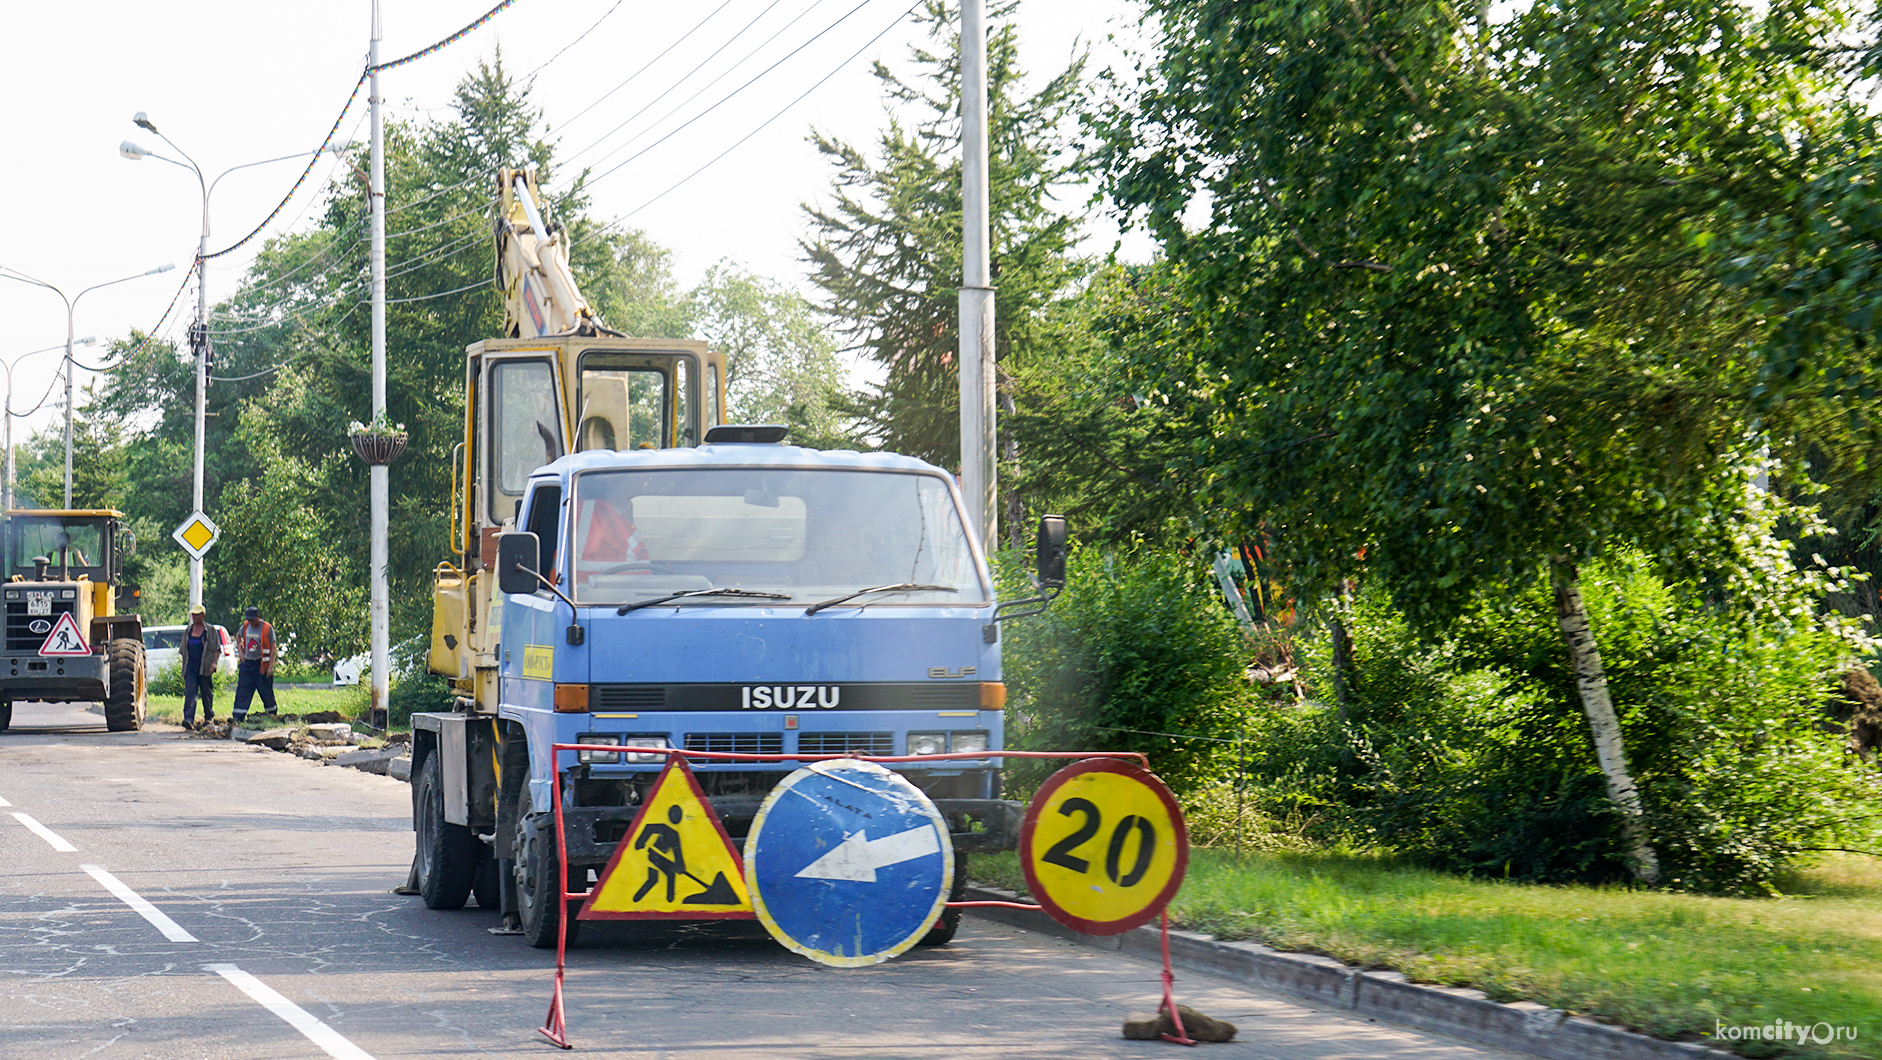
left=537, top=746, right=1176, bottom=1050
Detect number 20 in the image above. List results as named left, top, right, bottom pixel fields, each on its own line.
left=1041, top=797, right=1156, bottom=888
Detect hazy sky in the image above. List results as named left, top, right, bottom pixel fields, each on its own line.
left=0, top=0, right=1153, bottom=446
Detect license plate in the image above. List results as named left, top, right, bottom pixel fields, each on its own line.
left=26, top=593, right=52, bottom=616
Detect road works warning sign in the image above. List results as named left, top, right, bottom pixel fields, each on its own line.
left=579, top=755, right=754, bottom=920
left=38, top=612, right=91, bottom=657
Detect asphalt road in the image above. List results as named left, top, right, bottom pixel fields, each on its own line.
left=0, top=700, right=1532, bottom=1060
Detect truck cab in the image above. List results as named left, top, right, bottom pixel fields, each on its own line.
left=413, top=429, right=1061, bottom=947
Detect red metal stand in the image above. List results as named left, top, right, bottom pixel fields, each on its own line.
left=1155, top=909, right=1197, bottom=1046
left=529, top=746, right=1151, bottom=1049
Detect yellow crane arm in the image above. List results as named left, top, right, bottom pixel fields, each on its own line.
left=495, top=169, right=613, bottom=338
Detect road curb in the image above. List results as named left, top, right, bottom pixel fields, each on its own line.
left=963, top=884, right=1730, bottom=1060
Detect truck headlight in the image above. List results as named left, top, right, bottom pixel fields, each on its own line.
left=907, top=732, right=947, bottom=756
left=623, top=737, right=669, bottom=764
left=577, top=734, right=622, bottom=764
left=949, top=730, right=989, bottom=754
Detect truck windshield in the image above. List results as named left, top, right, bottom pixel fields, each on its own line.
left=567, top=468, right=986, bottom=606
left=8, top=517, right=105, bottom=573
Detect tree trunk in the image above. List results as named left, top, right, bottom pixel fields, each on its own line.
left=1550, top=560, right=1661, bottom=885
left=1330, top=582, right=1355, bottom=723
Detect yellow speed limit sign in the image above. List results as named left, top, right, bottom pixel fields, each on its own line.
left=1020, top=759, right=1188, bottom=936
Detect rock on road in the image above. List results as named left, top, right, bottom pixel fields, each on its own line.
left=0, top=700, right=1532, bottom=1060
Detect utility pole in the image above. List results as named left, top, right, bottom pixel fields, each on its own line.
left=369, top=0, right=391, bottom=722
left=958, top=0, right=996, bottom=548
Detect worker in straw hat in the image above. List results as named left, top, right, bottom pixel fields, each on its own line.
left=181, top=604, right=220, bottom=730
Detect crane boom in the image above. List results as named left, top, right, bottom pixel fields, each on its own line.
left=495, top=168, right=610, bottom=338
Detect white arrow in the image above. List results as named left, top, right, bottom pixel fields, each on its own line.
left=794, top=825, right=942, bottom=882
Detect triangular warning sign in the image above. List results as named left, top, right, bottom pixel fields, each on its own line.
left=579, top=755, right=755, bottom=921
left=39, top=612, right=91, bottom=657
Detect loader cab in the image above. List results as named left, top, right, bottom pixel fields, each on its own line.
left=4, top=510, right=125, bottom=584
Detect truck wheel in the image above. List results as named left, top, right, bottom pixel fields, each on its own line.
left=104, top=639, right=147, bottom=732
left=415, top=753, right=480, bottom=910
left=0, top=696, right=11, bottom=733
left=916, top=854, right=969, bottom=946
left=514, top=786, right=579, bottom=949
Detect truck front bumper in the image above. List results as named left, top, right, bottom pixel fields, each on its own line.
left=0, top=651, right=107, bottom=702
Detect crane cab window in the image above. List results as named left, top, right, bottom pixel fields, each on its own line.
left=488, top=359, right=562, bottom=524
left=576, top=351, right=702, bottom=452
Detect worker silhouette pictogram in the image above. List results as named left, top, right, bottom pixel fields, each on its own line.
left=631, top=804, right=739, bottom=905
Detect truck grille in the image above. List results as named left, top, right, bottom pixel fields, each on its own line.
left=684, top=732, right=783, bottom=754
left=6, top=595, right=77, bottom=652
left=797, top=732, right=894, bottom=755
left=908, top=685, right=979, bottom=709
left=595, top=685, right=666, bottom=711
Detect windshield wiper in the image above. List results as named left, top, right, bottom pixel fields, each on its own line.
left=617, top=588, right=792, bottom=615
left=804, top=583, right=957, bottom=616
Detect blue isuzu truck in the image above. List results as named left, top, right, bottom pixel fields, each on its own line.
left=409, top=170, right=1059, bottom=948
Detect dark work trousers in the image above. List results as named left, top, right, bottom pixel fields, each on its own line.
left=232, top=660, right=277, bottom=719
left=182, top=667, right=215, bottom=725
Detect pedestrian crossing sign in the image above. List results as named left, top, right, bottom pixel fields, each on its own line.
left=579, top=754, right=754, bottom=921
left=38, top=611, right=91, bottom=657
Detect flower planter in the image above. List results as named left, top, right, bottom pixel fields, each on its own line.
left=349, top=431, right=408, bottom=466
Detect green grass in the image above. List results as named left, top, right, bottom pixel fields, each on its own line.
left=146, top=684, right=370, bottom=727
left=971, top=848, right=1882, bottom=1058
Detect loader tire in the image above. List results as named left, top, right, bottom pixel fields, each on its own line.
left=415, top=753, right=479, bottom=910
left=104, top=639, right=146, bottom=732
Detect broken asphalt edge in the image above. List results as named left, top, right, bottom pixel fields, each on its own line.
left=962, top=884, right=1732, bottom=1060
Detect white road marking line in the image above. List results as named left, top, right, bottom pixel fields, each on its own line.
left=0, top=794, right=12, bottom=806
left=10, top=811, right=77, bottom=852
left=81, top=865, right=199, bottom=943
left=205, top=964, right=379, bottom=1060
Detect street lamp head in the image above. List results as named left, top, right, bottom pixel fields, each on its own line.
left=120, top=141, right=151, bottom=161
left=133, top=111, right=159, bottom=134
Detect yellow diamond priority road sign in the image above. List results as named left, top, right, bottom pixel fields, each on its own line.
left=172, top=511, right=220, bottom=560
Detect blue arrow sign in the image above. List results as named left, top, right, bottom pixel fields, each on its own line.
left=744, top=759, right=953, bottom=967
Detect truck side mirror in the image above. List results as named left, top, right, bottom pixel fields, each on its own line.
left=1036, top=515, right=1068, bottom=589
left=497, top=532, right=543, bottom=595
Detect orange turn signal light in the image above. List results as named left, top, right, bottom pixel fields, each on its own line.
left=979, top=682, right=1006, bottom=710
left=553, top=684, right=590, bottom=713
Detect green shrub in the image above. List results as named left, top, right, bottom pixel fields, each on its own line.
left=1264, top=550, right=1879, bottom=893
left=147, top=660, right=185, bottom=697
left=998, top=545, right=1249, bottom=796
left=387, top=673, right=455, bottom=728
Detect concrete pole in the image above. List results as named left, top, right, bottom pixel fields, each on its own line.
left=958, top=0, right=997, bottom=549
left=190, top=222, right=209, bottom=607
left=63, top=306, right=74, bottom=509
left=369, top=1, right=391, bottom=721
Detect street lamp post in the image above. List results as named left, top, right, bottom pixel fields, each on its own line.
left=0, top=338, right=96, bottom=513
left=0, top=264, right=174, bottom=507
left=120, top=120, right=347, bottom=608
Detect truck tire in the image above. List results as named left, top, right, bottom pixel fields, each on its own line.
left=104, top=639, right=147, bottom=732
left=415, top=753, right=480, bottom=910
left=514, top=786, right=579, bottom=949
left=0, top=696, right=11, bottom=733
left=917, top=853, right=968, bottom=946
